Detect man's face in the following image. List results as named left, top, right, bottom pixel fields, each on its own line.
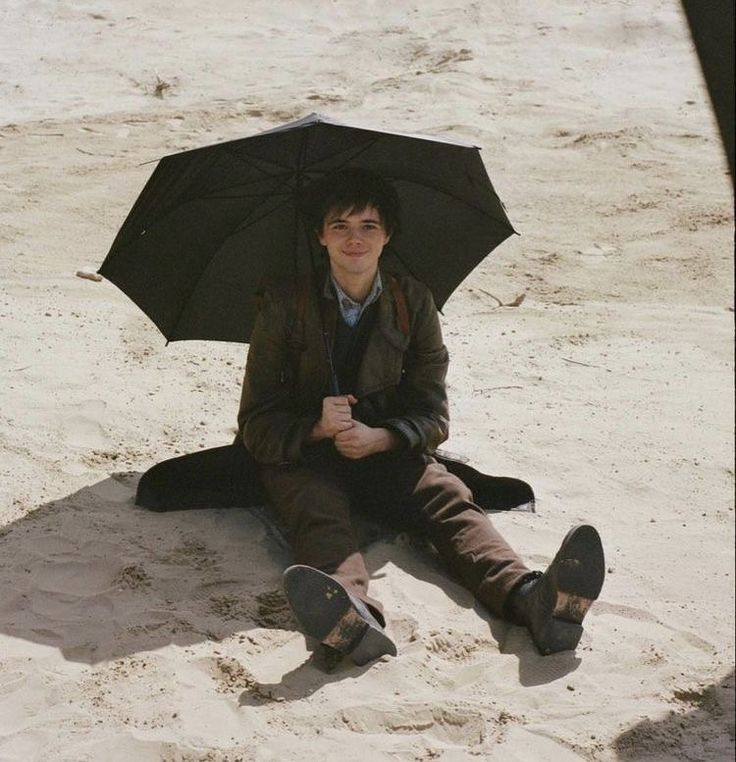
left=318, top=205, right=391, bottom=283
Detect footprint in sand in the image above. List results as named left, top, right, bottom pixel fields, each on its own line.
left=30, top=558, right=118, bottom=597
left=63, top=399, right=109, bottom=449
left=335, top=703, right=486, bottom=746
left=426, top=628, right=497, bottom=662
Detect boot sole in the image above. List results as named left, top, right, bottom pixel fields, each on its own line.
left=283, top=565, right=397, bottom=666
left=531, top=524, right=605, bottom=654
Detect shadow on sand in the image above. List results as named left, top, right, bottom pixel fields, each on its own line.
left=1, top=471, right=576, bottom=695
left=612, top=669, right=735, bottom=760
left=0, top=473, right=292, bottom=664
left=0, top=472, right=480, bottom=668
left=486, top=608, right=582, bottom=687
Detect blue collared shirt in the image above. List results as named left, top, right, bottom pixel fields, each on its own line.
left=328, top=272, right=383, bottom=327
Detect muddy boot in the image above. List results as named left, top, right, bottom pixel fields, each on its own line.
left=283, top=565, right=397, bottom=666
left=508, top=524, right=605, bottom=655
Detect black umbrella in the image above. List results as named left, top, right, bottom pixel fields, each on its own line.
left=99, top=112, right=515, bottom=343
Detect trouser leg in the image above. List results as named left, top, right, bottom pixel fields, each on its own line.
left=404, top=460, right=532, bottom=617
left=259, top=460, right=384, bottom=620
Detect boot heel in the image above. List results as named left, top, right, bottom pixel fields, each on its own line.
left=284, top=565, right=397, bottom=666
left=350, top=625, right=398, bottom=666
left=322, top=607, right=369, bottom=653
left=553, top=592, right=594, bottom=624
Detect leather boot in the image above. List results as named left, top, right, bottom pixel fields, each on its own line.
left=507, top=524, right=605, bottom=655
left=283, top=565, right=397, bottom=666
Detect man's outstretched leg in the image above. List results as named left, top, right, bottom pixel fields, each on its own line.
left=283, top=565, right=397, bottom=666
left=259, top=460, right=397, bottom=665
left=404, top=460, right=605, bottom=655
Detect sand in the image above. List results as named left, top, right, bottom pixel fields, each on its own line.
left=1, top=1, right=733, bottom=760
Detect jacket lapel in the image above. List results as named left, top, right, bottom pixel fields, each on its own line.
left=355, top=276, right=409, bottom=397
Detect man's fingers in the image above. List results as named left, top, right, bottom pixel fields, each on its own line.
left=324, top=395, right=357, bottom=407
left=325, top=401, right=353, bottom=417
left=321, top=394, right=356, bottom=436
left=334, top=439, right=360, bottom=459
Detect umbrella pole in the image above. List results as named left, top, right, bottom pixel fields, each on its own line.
left=303, top=230, right=341, bottom=396
left=322, top=330, right=340, bottom=396
left=294, top=130, right=340, bottom=396
left=296, top=202, right=339, bottom=395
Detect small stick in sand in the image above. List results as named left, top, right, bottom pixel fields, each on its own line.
left=478, top=289, right=526, bottom=307
left=562, top=357, right=611, bottom=371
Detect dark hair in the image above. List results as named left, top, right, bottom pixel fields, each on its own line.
left=302, top=167, right=401, bottom=236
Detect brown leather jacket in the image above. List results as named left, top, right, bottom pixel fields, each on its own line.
left=237, top=269, right=450, bottom=465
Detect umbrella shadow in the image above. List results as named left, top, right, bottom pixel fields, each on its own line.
left=612, top=668, right=735, bottom=759
left=0, top=469, right=527, bottom=701
left=0, top=473, right=294, bottom=664
left=0, top=470, right=479, bottom=670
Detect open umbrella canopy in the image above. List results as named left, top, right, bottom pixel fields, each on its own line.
left=99, top=113, right=515, bottom=343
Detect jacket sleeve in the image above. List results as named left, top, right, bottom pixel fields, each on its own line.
left=379, top=285, right=450, bottom=452
left=237, top=289, right=318, bottom=465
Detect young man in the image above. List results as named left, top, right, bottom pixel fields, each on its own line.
left=238, top=168, right=605, bottom=665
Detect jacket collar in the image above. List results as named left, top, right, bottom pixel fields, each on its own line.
left=373, top=271, right=411, bottom=351
left=319, top=264, right=408, bottom=348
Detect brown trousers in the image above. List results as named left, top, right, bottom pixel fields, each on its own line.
left=259, top=448, right=531, bottom=621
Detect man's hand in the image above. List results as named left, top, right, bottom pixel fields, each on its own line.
left=334, top=422, right=398, bottom=459
left=309, top=395, right=357, bottom=441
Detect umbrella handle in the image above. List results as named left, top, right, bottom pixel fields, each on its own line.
left=322, top=330, right=340, bottom=396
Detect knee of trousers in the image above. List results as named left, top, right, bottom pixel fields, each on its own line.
left=286, top=509, right=361, bottom=569
left=415, top=473, right=477, bottom=521
left=272, top=484, right=355, bottom=543
left=262, top=467, right=349, bottom=522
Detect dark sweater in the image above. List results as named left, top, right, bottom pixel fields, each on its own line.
left=332, top=301, right=380, bottom=396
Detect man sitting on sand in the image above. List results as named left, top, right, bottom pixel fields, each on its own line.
left=237, top=167, right=605, bottom=665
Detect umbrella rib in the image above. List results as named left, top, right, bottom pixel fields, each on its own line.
left=304, top=135, right=383, bottom=175
left=177, top=144, right=300, bottom=203
left=227, top=181, right=299, bottom=236
left=195, top=175, right=299, bottom=202
left=167, top=173, right=321, bottom=340
left=219, top=144, right=298, bottom=179
left=392, top=175, right=513, bottom=227
left=165, top=192, right=305, bottom=340
left=287, top=131, right=513, bottom=227
left=170, top=130, right=317, bottom=340
left=121, top=150, right=298, bottom=244
left=126, top=143, right=303, bottom=340
left=123, top=171, right=298, bottom=254
left=202, top=190, right=292, bottom=201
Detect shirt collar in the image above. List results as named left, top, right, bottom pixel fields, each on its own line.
left=326, top=271, right=383, bottom=326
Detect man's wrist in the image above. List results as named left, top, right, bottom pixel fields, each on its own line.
left=376, top=427, right=399, bottom=453
left=308, top=419, right=328, bottom=443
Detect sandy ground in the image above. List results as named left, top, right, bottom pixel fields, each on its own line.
left=1, top=1, right=734, bottom=760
